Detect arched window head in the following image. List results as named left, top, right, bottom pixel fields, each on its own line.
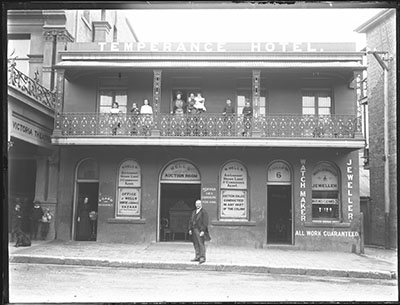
left=77, top=159, right=99, bottom=180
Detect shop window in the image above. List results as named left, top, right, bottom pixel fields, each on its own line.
left=8, top=35, right=30, bottom=75
left=77, top=159, right=99, bottom=180
left=116, top=160, right=141, bottom=218
left=311, top=162, right=340, bottom=221
left=219, top=161, right=249, bottom=220
left=236, top=90, right=266, bottom=115
left=99, top=89, right=127, bottom=113
left=302, top=90, right=332, bottom=115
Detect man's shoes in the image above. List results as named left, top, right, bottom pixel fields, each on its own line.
left=199, top=259, right=206, bottom=264
left=190, top=258, right=200, bottom=262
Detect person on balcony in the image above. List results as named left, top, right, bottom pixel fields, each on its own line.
left=242, top=100, right=253, bottom=136
left=140, top=99, right=153, bottom=114
left=222, top=99, right=235, bottom=135
left=186, top=92, right=196, bottom=115
left=140, top=99, right=153, bottom=135
left=193, top=92, right=206, bottom=114
left=171, top=92, right=185, bottom=115
left=129, top=102, right=140, bottom=135
left=110, top=101, right=122, bottom=135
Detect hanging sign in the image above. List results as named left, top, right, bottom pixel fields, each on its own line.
left=221, top=161, right=247, bottom=189
left=268, top=161, right=291, bottom=182
left=117, top=188, right=140, bottom=216
left=118, top=160, right=141, bottom=187
left=161, top=161, right=200, bottom=181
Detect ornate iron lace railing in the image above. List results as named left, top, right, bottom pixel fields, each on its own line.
left=8, top=63, right=56, bottom=110
left=58, top=113, right=358, bottom=138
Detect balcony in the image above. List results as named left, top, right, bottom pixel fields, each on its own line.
left=54, top=113, right=363, bottom=149
left=8, top=63, right=56, bottom=111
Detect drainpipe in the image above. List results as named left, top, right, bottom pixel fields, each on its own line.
left=367, top=50, right=390, bottom=249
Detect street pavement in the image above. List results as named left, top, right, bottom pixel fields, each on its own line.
left=8, top=240, right=398, bottom=280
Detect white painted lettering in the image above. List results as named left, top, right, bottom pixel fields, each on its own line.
left=98, top=42, right=106, bottom=51
left=111, top=42, right=119, bottom=51
left=307, top=42, right=317, bottom=52
left=251, top=42, right=261, bottom=52
left=124, top=42, right=133, bottom=51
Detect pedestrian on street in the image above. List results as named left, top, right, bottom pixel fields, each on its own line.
left=30, top=201, right=43, bottom=240
left=77, top=197, right=91, bottom=241
left=11, top=202, right=22, bottom=242
left=188, top=199, right=211, bottom=264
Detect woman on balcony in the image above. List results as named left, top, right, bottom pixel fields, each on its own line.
left=172, top=92, right=185, bottom=115
left=110, top=101, right=122, bottom=135
left=129, top=102, right=140, bottom=135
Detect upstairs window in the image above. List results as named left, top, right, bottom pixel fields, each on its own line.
left=99, top=89, right=127, bottom=113
left=8, top=34, right=30, bottom=75
left=302, top=90, right=332, bottom=115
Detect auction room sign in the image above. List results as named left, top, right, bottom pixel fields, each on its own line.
left=221, top=161, right=247, bottom=189
left=161, top=160, right=200, bottom=182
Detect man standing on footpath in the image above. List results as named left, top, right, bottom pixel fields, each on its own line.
left=188, top=199, right=211, bottom=264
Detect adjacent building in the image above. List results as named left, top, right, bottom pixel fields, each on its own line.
left=355, top=9, right=397, bottom=249
left=7, top=9, right=136, bottom=239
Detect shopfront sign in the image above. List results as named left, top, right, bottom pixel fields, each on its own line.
left=346, top=159, right=354, bottom=221
left=201, top=185, right=217, bottom=205
left=268, top=161, right=291, bottom=183
left=89, top=42, right=356, bottom=53
left=295, top=230, right=359, bottom=238
left=312, top=165, right=338, bottom=191
left=220, top=189, right=247, bottom=218
left=118, top=160, right=141, bottom=187
left=221, top=161, right=247, bottom=189
left=161, top=160, right=200, bottom=182
left=299, top=159, right=307, bottom=222
left=10, top=114, right=52, bottom=148
left=117, top=188, right=140, bottom=217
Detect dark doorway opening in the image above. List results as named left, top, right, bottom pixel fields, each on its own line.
left=267, top=185, right=292, bottom=244
left=75, top=182, right=99, bottom=241
left=160, top=183, right=200, bottom=242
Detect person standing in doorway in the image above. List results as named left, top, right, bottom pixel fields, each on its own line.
left=40, top=208, right=53, bottom=240
left=30, top=201, right=43, bottom=240
left=77, top=197, right=91, bottom=241
left=188, top=199, right=211, bottom=264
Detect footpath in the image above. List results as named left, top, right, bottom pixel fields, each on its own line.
left=8, top=240, right=397, bottom=280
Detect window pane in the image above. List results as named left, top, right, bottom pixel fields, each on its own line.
left=237, top=95, right=246, bottom=107
left=259, top=108, right=266, bottom=115
left=319, top=107, right=331, bottom=115
left=303, top=107, right=315, bottom=115
left=259, top=97, right=266, bottom=107
left=8, top=39, right=30, bottom=59
left=77, top=159, right=98, bottom=179
left=100, top=90, right=113, bottom=107
left=318, top=96, right=331, bottom=107
left=302, top=96, right=315, bottom=107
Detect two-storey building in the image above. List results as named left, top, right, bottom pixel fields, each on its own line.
left=7, top=9, right=135, bottom=239
left=51, top=39, right=366, bottom=252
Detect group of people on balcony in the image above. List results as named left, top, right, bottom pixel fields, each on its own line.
left=108, top=93, right=254, bottom=136
left=171, top=92, right=206, bottom=115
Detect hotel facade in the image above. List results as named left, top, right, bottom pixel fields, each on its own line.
left=8, top=10, right=366, bottom=252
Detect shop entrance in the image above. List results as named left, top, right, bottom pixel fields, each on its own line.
left=159, top=183, right=200, bottom=242
left=75, top=182, right=99, bottom=241
left=267, top=185, right=292, bottom=244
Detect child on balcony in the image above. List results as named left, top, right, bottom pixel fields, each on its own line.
left=193, top=92, right=206, bottom=114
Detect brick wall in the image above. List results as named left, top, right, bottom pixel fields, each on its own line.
left=365, top=11, right=397, bottom=248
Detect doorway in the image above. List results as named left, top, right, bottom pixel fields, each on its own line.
left=159, top=183, right=200, bottom=242
left=75, top=182, right=99, bottom=241
left=267, top=185, right=292, bottom=244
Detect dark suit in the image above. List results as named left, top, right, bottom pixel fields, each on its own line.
left=188, top=208, right=211, bottom=261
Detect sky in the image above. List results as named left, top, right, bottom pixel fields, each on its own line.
left=125, top=8, right=386, bottom=51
